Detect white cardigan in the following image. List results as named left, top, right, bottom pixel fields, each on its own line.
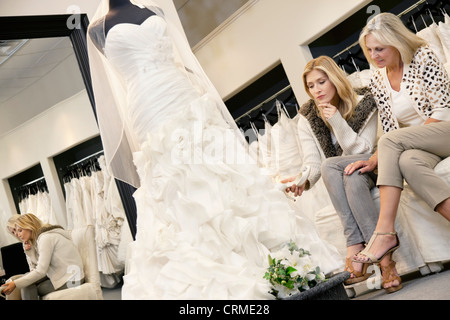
left=14, top=227, right=84, bottom=291
left=370, top=46, right=450, bottom=133
left=297, top=95, right=378, bottom=189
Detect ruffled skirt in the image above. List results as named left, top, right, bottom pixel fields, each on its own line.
left=121, top=93, right=343, bottom=300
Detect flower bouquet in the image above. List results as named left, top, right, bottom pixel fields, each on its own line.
left=264, top=241, right=326, bottom=299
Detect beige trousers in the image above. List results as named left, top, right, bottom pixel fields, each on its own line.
left=377, top=121, right=450, bottom=210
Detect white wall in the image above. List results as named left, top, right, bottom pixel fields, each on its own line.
left=194, top=0, right=371, bottom=102
left=0, top=91, right=99, bottom=227
left=0, top=0, right=101, bottom=19
left=0, top=0, right=371, bottom=102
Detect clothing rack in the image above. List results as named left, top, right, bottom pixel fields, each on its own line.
left=16, top=176, right=45, bottom=189
left=62, top=150, right=104, bottom=183
left=234, top=85, right=292, bottom=122
left=14, top=177, right=48, bottom=202
left=66, top=150, right=104, bottom=168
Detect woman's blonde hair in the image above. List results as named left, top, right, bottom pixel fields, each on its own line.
left=15, top=213, right=45, bottom=246
left=6, top=214, right=21, bottom=239
left=359, top=12, right=427, bottom=66
left=302, top=55, right=358, bottom=123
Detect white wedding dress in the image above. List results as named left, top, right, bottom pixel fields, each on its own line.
left=100, top=14, right=342, bottom=300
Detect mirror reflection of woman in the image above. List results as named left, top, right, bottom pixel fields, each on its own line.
left=1, top=214, right=84, bottom=300
left=2, top=214, right=40, bottom=300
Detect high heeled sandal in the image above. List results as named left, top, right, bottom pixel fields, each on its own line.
left=381, top=260, right=403, bottom=294
left=353, top=232, right=400, bottom=264
left=344, top=257, right=375, bottom=285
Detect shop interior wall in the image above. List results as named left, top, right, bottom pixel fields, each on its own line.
left=0, top=0, right=370, bottom=246
left=193, top=0, right=371, bottom=103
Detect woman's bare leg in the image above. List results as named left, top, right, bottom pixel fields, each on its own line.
left=354, top=186, right=400, bottom=263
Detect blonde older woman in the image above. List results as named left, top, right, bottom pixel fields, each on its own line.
left=344, top=12, right=450, bottom=293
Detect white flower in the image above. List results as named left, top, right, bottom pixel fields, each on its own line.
left=273, top=284, right=293, bottom=299
left=264, top=241, right=326, bottom=299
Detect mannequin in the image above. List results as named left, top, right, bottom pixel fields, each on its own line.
left=104, top=0, right=155, bottom=36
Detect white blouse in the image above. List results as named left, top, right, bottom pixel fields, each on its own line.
left=381, top=68, right=424, bottom=127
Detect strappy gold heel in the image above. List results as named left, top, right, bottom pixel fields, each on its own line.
left=353, top=232, right=400, bottom=264
left=344, top=257, right=375, bottom=285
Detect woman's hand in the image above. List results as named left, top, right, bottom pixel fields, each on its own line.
left=1, top=281, right=16, bottom=295
left=424, top=118, right=441, bottom=125
left=280, top=176, right=307, bottom=197
left=345, top=154, right=377, bottom=175
left=319, top=103, right=338, bottom=120
left=287, top=182, right=307, bottom=197
left=24, top=241, right=31, bottom=251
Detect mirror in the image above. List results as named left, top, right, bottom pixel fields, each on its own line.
left=0, top=36, right=86, bottom=136
left=0, top=14, right=137, bottom=240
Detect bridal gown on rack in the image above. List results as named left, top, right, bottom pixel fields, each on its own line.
left=91, top=13, right=343, bottom=300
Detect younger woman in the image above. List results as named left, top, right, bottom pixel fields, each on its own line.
left=283, top=56, right=379, bottom=285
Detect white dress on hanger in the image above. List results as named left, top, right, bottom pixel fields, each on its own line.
left=269, top=104, right=303, bottom=181
left=93, top=13, right=342, bottom=300
left=256, top=118, right=278, bottom=177
left=417, top=22, right=447, bottom=65
left=436, top=17, right=450, bottom=75
left=64, top=182, right=75, bottom=230
left=69, top=178, right=86, bottom=229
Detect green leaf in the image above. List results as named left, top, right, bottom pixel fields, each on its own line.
left=286, top=266, right=297, bottom=275
left=285, top=280, right=295, bottom=289
left=277, top=268, right=286, bottom=276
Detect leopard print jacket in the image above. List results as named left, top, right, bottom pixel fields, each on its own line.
left=369, top=46, right=450, bottom=133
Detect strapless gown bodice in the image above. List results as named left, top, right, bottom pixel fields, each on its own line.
left=105, top=15, right=200, bottom=146
left=105, top=16, right=173, bottom=79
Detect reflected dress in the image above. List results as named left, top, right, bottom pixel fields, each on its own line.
left=98, top=14, right=342, bottom=299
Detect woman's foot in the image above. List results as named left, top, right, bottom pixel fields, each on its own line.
left=353, top=232, right=399, bottom=264
left=380, top=259, right=402, bottom=294
left=344, top=244, right=374, bottom=285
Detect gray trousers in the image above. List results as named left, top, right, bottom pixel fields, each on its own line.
left=322, top=154, right=379, bottom=247
left=20, top=277, right=53, bottom=300
left=21, top=277, right=85, bottom=300
left=377, top=121, right=450, bottom=210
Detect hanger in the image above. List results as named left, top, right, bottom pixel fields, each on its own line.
left=346, top=51, right=361, bottom=73
left=337, top=55, right=347, bottom=73
left=410, top=15, right=419, bottom=32
left=426, top=8, right=437, bottom=24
